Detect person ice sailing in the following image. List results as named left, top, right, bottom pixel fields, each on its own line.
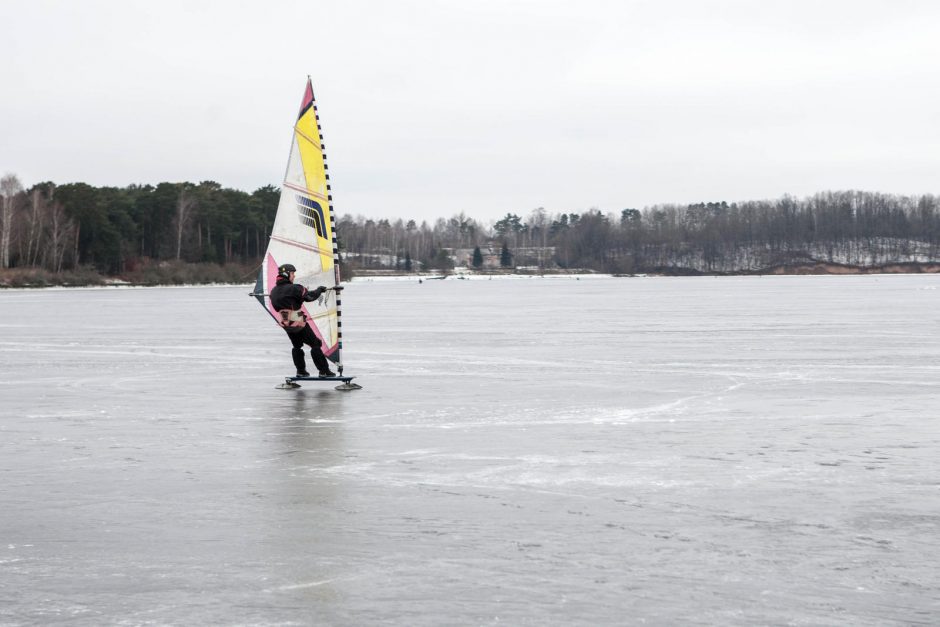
left=270, top=263, right=337, bottom=377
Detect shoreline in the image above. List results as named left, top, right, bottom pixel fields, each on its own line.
left=2, top=265, right=939, bottom=290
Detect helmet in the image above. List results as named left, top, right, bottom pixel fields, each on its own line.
left=277, top=263, right=297, bottom=279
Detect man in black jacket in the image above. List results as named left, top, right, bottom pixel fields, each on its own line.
left=269, top=263, right=336, bottom=377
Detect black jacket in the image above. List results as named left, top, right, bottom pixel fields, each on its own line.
left=270, top=276, right=323, bottom=311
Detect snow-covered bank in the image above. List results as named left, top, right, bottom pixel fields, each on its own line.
left=349, top=272, right=618, bottom=282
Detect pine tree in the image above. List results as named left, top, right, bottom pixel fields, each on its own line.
left=500, top=241, right=512, bottom=268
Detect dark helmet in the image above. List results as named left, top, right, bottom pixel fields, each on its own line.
left=277, top=263, right=297, bottom=279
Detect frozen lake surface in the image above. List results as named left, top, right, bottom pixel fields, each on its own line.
left=1, top=275, right=939, bottom=625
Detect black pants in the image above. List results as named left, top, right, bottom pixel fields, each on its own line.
left=285, top=324, right=332, bottom=374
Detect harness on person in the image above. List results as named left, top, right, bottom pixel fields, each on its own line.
left=277, top=308, right=307, bottom=331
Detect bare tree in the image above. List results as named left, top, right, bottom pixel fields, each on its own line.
left=1, top=174, right=25, bottom=269
left=175, top=185, right=197, bottom=260
left=24, top=185, right=51, bottom=267
left=527, top=207, right=549, bottom=268
left=47, top=198, right=75, bottom=273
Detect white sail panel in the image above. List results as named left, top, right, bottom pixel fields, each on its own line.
left=283, top=137, right=307, bottom=191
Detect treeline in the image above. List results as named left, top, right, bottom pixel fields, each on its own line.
left=338, top=191, right=940, bottom=273
left=0, top=174, right=278, bottom=274
left=1, top=172, right=939, bottom=279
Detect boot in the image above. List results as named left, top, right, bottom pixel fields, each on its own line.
left=311, top=347, right=334, bottom=377
left=292, top=348, right=309, bottom=377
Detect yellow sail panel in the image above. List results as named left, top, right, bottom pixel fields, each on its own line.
left=295, top=96, right=334, bottom=273
left=297, top=129, right=328, bottom=198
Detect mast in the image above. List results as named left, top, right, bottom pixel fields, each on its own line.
left=306, top=76, right=345, bottom=375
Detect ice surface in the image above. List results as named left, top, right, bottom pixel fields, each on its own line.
left=1, top=275, right=939, bottom=625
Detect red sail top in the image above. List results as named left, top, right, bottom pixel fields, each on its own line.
left=298, top=79, right=314, bottom=120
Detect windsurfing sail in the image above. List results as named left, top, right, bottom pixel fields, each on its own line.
left=254, top=77, right=345, bottom=373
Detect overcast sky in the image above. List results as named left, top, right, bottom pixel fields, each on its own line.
left=3, top=0, right=939, bottom=222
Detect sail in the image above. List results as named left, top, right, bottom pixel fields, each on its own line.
left=255, top=78, right=344, bottom=370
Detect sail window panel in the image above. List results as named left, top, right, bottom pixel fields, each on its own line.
left=270, top=193, right=300, bottom=239
left=312, top=314, right=337, bottom=349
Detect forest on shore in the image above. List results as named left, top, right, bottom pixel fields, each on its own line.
left=1, top=172, right=939, bottom=286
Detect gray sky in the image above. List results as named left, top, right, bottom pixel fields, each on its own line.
left=3, top=0, right=939, bottom=222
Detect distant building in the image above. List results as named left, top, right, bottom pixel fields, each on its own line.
left=453, top=247, right=500, bottom=269
left=450, top=243, right=556, bottom=269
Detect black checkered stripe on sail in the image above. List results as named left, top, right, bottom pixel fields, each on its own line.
left=311, top=96, right=343, bottom=361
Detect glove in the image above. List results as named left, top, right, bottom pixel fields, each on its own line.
left=304, top=286, right=328, bottom=301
